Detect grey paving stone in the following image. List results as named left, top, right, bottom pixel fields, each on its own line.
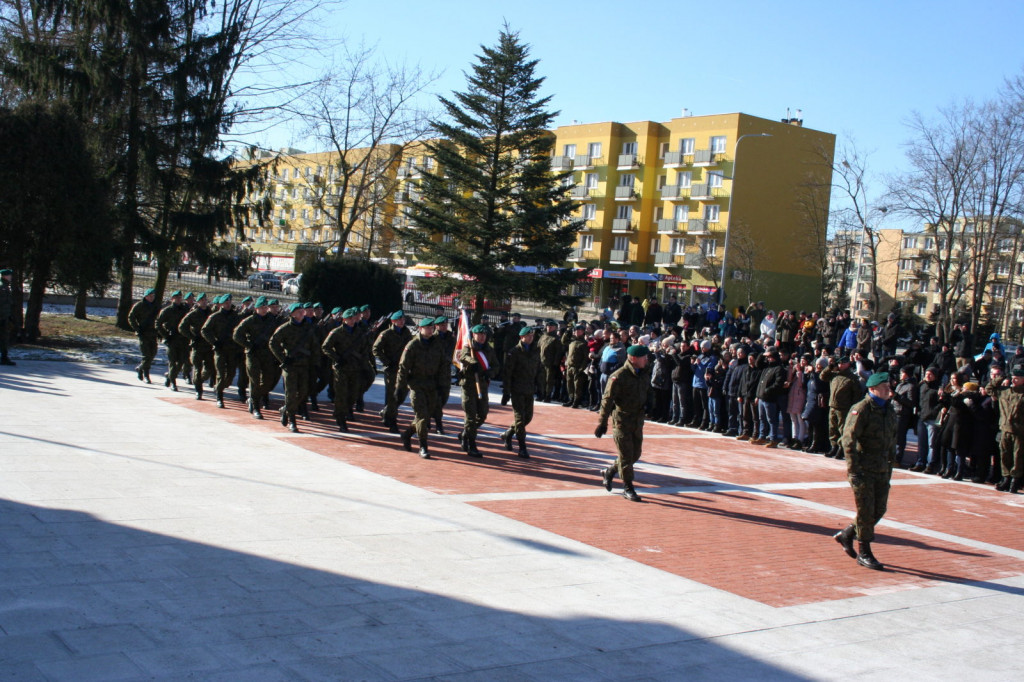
left=34, top=652, right=147, bottom=682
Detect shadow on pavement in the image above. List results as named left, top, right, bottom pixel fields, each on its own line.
left=0, top=498, right=812, bottom=681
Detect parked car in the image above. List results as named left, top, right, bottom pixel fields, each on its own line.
left=247, top=272, right=282, bottom=290
left=282, top=274, right=302, bottom=296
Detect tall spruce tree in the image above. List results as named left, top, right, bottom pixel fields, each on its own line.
left=398, top=28, right=583, bottom=321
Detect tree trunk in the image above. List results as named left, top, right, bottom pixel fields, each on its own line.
left=155, top=261, right=170, bottom=300
left=24, top=267, right=49, bottom=341
left=74, top=285, right=88, bottom=319
left=116, top=248, right=135, bottom=330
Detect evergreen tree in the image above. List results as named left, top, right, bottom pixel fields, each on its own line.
left=398, top=28, right=584, bottom=322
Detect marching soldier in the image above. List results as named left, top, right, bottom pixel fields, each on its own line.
left=499, top=312, right=526, bottom=405
left=269, top=303, right=318, bottom=433
left=563, top=324, right=590, bottom=408
left=321, top=308, right=366, bottom=433
left=373, top=311, right=412, bottom=433
left=989, top=367, right=1024, bottom=493
left=0, top=268, right=13, bottom=366
left=433, top=316, right=457, bottom=434
left=178, top=293, right=214, bottom=399
left=232, top=296, right=280, bottom=419
left=355, top=304, right=376, bottom=413
left=180, top=292, right=195, bottom=383
left=459, top=323, right=498, bottom=458
left=834, top=372, right=899, bottom=570
left=594, top=344, right=651, bottom=502
left=156, top=290, right=189, bottom=391
left=396, top=318, right=448, bottom=458
left=501, top=326, right=542, bottom=458
left=128, top=287, right=159, bottom=383
left=537, top=320, right=564, bottom=402
left=821, top=355, right=863, bottom=460
left=201, top=294, right=242, bottom=408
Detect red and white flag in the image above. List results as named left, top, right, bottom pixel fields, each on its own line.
left=453, top=308, right=489, bottom=371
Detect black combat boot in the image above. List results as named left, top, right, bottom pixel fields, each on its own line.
left=298, top=402, right=309, bottom=420
left=137, top=366, right=144, bottom=382
left=516, top=436, right=530, bottom=459
left=170, top=379, right=177, bottom=392
left=500, top=393, right=510, bottom=406
left=252, top=404, right=263, bottom=420
left=600, top=467, right=615, bottom=492
left=466, top=438, right=482, bottom=458
left=856, top=542, right=884, bottom=570
left=502, top=430, right=514, bottom=451
left=262, top=396, right=270, bottom=409
left=289, top=416, right=299, bottom=433
left=834, top=525, right=857, bottom=559
left=355, top=397, right=364, bottom=412
left=401, top=428, right=414, bottom=452
left=165, top=375, right=172, bottom=387
left=195, top=384, right=203, bottom=401
left=238, top=387, right=248, bottom=403
left=309, top=395, right=318, bottom=412
left=337, top=418, right=348, bottom=433
left=418, top=436, right=430, bottom=459
left=996, top=476, right=1011, bottom=491
left=1010, top=478, right=1022, bottom=494
left=216, top=390, right=225, bottom=409
left=280, top=408, right=288, bottom=426
left=434, top=417, right=445, bottom=436
left=457, top=430, right=468, bottom=452
left=622, top=483, right=641, bottom=502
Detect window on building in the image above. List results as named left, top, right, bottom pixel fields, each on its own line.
left=650, top=238, right=661, bottom=255
left=902, top=236, right=917, bottom=249
left=289, top=209, right=296, bottom=219
left=657, top=174, right=667, bottom=189
left=443, top=233, right=454, bottom=243
left=674, top=205, right=688, bottom=222
left=710, top=136, right=727, bottom=153
left=998, top=238, right=1014, bottom=251
left=312, top=229, right=320, bottom=242
left=992, top=283, right=1007, bottom=297
left=580, top=234, right=593, bottom=252
left=613, top=236, right=629, bottom=251
left=619, top=173, right=635, bottom=188
left=301, top=209, right=308, bottom=220
left=701, top=239, right=717, bottom=257
left=653, top=206, right=663, bottom=220
left=916, top=302, right=927, bottom=315
left=708, top=172, right=723, bottom=188
left=996, top=262, right=1011, bottom=276
left=677, top=171, right=691, bottom=187
left=679, top=138, right=695, bottom=155
left=920, top=259, right=931, bottom=272
left=918, top=280, right=929, bottom=293
left=621, top=141, right=637, bottom=155
left=659, top=142, right=669, bottom=158
left=616, top=205, right=633, bottom=220
left=288, top=230, right=296, bottom=240
left=585, top=172, right=598, bottom=188
left=898, top=279, right=913, bottom=292
left=582, top=203, right=596, bottom=220
left=588, top=142, right=602, bottom=158
left=899, top=259, right=914, bottom=270
left=292, top=168, right=300, bottom=179
left=924, top=237, right=935, bottom=250
left=1013, top=308, right=1024, bottom=321
left=704, top=205, right=720, bottom=222
left=671, top=238, right=686, bottom=255
left=314, top=208, right=321, bottom=220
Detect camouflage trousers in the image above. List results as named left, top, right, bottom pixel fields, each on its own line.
left=245, top=349, right=278, bottom=404
left=829, top=407, right=850, bottom=447
left=136, top=332, right=158, bottom=373
left=408, top=385, right=439, bottom=440
left=611, top=413, right=645, bottom=485
left=461, top=379, right=490, bottom=440
left=848, top=470, right=891, bottom=543
left=999, top=432, right=1024, bottom=479
left=281, top=362, right=310, bottom=419
left=509, top=393, right=535, bottom=439
left=164, top=335, right=189, bottom=383
left=189, top=345, right=215, bottom=394
left=566, top=367, right=588, bottom=405
left=331, top=366, right=362, bottom=422
left=213, top=347, right=242, bottom=395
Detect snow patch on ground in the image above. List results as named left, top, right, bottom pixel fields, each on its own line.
left=10, top=303, right=163, bottom=366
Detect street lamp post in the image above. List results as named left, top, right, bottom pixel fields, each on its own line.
left=718, top=133, right=771, bottom=307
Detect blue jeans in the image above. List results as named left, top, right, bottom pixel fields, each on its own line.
left=708, top=396, right=720, bottom=427
left=758, top=400, right=779, bottom=441
left=915, top=419, right=940, bottom=468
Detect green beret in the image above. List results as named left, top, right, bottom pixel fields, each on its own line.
left=313, top=302, right=323, bottom=309
left=195, top=293, right=207, bottom=302
left=545, top=320, right=557, bottom=326
left=866, top=372, right=890, bottom=388
left=518, top=327, right=535, bottom=337
left=390, top=311, right=405, bottom=321
left=302, top=302, right=313, bottom=309
left=1013, top=367, right=1024, bottom=378
left=254, top=296, right=269, bottom=307
left=471, top=324, right=489, bottom=334
left=221, top=293, right=232, bottom=302
left=0, top=268, right=12, bottom=276
left=268, top=299, right=279, bottom=306
left=434, top=316, right=449, bottom=325
left=211, top=294, right=222, bottom=304
left=331, top=307, right=343, bottom=315
left=287, top=302, right=303, bottom=313
left=342, top=308, right=357, bottom=318
left=241, top=296, right=253, bottom=304
left=144, top=287, right=156, bottom=297
left=359, top=305, right=370, bottom=312
left=170, top=290, right=183, bottom=298
left=184, top=292, right=195, bottom=299
left=627, top=344, right=650, bottom=357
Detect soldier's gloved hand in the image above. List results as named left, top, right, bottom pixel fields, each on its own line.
left=594, top=422, right=607, bottom=439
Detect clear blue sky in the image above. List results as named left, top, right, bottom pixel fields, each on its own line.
left=253, top=0, right=1024, bottom=214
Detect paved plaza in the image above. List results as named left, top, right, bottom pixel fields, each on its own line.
left=2, top=360, right=1023, bottom=680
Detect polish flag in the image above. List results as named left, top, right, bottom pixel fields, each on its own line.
left=453, top=308, right=489, bottom=371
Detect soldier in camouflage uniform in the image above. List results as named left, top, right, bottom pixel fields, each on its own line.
left=595, top=344, right=651, bottom=502
left=396, top=318, right=449, bottom=458
left=232, top=296, right=280, bottom=420
left=501, top=326, right=542, bottom=458
left=374, top=311, right=412, bottom=433
left=989, top=367, right=1024, bottom=493
left=128, top=287, right=160, bottom=383
left=563, top=324, right=590, bottom=408
left=458, top=324, right=499, bottom=458
left=321, top=308, right=366, bottom=433
left=156, top=290, right=189, bottom=391
left=1, top=268, right=16, bottom=366
left=821, top=355, right=863, bottom=460
left=269, top=303, right=318, bottom=432
left=201, top=294, right=242, bottom=408
left=499, top=313, right=526, bottom=405
left=537, top=320, right=564, bottom=403
left=433, top=316, right=457, bottom=434
left=835, top=372, right=898, bottom=570
left=180, top=292, right=195, bottom=383
left=179, top=293, right=214, bottom=399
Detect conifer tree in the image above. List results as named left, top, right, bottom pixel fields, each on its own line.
left=398, top=28, right=584, bottom=321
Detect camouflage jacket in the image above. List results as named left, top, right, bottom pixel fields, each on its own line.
left=822, top=366, right=863, bottom=411
left=397, top=334, right=448, bottom=392
left=178, top=307, right=212, bottom=349
left=988, top=380, right=1024, bottom=436
left=201, top=308, right=240, bottom=350
left=156, top=303, right=188, bottom=340
left=373, top=325, right=412, bottom=369
left=841, top=395, right=898, bottom=474
left=504, top=340, right=542, bottom=395
left=269, top=319, right=318, bottom=367
left=128, top=299, right=159, bottom=336
left=538, top=332, right=564, bottom=367
left=599, top=361, right=651, bottom=426
left=459, top=342, right=498, bottom=389
left=321, top=323, right=366, bottom=370
left=566, top=337, right=590, bottom=370
left=232, top=313, right=279, bottom=353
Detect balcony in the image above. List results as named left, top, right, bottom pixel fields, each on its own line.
left=690, top=183, right=726, bottom=200
left=567, top=247, right=588, bottom=261
left=660, top=185, right=690, bottom=201
left=611, top=219, right=634, bottom=233
left=570, top=185, right=603, bottom=200
left=550, top=155, right=573, bottom=171
left=663, top=151, right=688, bottom=168
left=614, top=186, right=638, bottom=200
left=654, top=252, right=684, bottom=266
left=579, top=220, right=598, bottom=230
left=693, top=149, right=716, bottom=166
left=682, top=252, right=706, bottom=269
left=609, top=249, right=630, bottom=264
left=687, top=219, right=709, bottom=235
left=574, top=154, right=596, bottom=169
left=617, top=154, right=640, bottom=169
left=656, top=219, right=682, bottom=234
